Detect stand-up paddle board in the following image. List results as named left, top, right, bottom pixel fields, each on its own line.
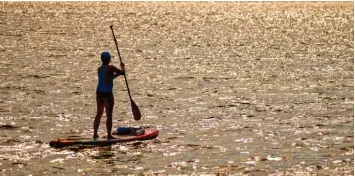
left=49, top=128, right=159, bottom=148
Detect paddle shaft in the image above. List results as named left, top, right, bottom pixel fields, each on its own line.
left=110, top=26, right=132, bottom=100
left=109, top=25, right=141, bottom=121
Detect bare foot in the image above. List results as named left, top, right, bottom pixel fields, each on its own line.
left=93, top=134, right=99, bottom=139
left=107, top=135, right=117, bottom=140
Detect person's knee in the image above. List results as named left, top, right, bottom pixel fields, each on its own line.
left=94, top=116, right=101, bottom=123
left=96, top=111, right=103, bottom=117
left=106, top=111, right=113, bottom=118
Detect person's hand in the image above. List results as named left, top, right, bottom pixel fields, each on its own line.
left=120, top=63, right=125, bottom=72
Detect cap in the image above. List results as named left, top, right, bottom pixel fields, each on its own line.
left=101, top=51, right=111, bottom=61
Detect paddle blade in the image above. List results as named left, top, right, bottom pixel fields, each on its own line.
left=131, top=99, right=141, bottom=121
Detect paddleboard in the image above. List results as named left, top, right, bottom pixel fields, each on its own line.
left=49, top=128, right=159, bottom=148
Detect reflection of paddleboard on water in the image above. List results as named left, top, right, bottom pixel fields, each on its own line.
left=49, top=127, right=159, bottom=148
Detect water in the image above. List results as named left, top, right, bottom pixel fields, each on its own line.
left=0, top=2, right=353, bottom=175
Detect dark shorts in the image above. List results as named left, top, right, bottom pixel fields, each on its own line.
left=96, top=91, right=114, bottom=104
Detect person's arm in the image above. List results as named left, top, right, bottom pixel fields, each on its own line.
left=111, top=63, right=125, bottom=79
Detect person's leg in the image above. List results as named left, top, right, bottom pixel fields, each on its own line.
left=104, top=94, right=115, bottom=139
left=93, top=96, right=104, bottom=139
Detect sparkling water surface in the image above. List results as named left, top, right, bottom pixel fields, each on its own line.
left=0, top=2, right=353, bottom=175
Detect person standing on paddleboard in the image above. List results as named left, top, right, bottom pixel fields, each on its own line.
left=93, top=51, right=125, bottom=140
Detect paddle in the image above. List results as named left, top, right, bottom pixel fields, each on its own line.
left=110, top=25, right=141, bottom=121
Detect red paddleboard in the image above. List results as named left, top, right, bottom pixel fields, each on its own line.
left=49, top=128, right=159, bottom=148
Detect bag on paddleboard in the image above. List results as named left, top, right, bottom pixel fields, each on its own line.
left=116, top=127, right=145, bottom=136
